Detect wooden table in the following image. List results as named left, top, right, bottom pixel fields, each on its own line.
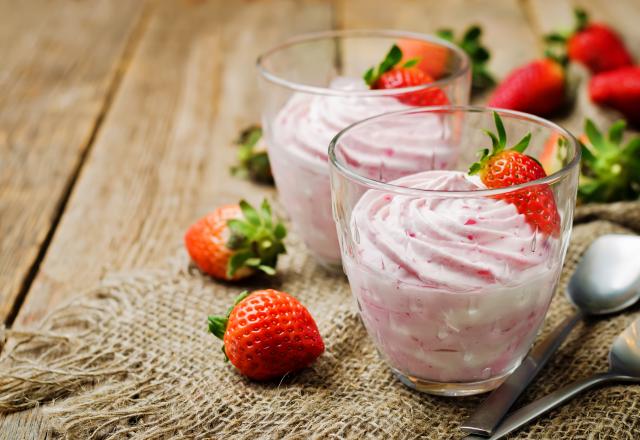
left=1, top=0, right=638, bottom=437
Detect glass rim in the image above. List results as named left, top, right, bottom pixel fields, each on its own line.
left=256, top=29, right=471, bottom=97
left=328, top=106, right=582, bottom=198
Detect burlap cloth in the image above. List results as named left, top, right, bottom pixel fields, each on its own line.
left=1, top=202, right=639, bottom=439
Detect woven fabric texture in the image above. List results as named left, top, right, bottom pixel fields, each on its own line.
left=0, top=202, right=639, bottom=439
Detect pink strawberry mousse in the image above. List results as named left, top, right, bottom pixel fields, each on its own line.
left=268, top=77, right=454, bottom=267
left=343, top=170, right=561, bottom=383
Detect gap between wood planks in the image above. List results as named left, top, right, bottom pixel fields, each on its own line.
left=2, top=3, right=154, bottom=330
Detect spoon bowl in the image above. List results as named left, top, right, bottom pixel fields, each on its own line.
left=567, top=234, right=640, bottom=315
left=610, top=317, right=640, bottom=377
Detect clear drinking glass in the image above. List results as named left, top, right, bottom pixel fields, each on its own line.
left=329, top=107, right=580, bottom=396
left=257, top=30, right=471, bottom=270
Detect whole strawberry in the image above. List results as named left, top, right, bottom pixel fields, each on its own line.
left=364, top=44, right=449, bottom=106
left=545, top=9, right=633, bottom=74
left=208, top=290, right=325, bottom=381
left=469, top=112, right=561, bottom=237
left=184, top=199, right=286, bottom=281
left=488, top=58, right=565, bottom=116
left=589, top=66, right=640, bottom=126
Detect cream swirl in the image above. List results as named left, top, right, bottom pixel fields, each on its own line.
left=352, top=170, right=553, bottom=291
left=273, top=77, right=453, bottom=177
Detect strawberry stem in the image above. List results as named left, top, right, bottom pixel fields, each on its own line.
left=230, top=125, right=273, bottom=185
left=579, top=119, right=640, bottom=203
left=225, top=199, right=286, bottom=278
left=469, top=112, right=532, bottom=175
left=208, top=290, right=251, bottom=360
left=437, top=25, right=495, bottom=90
left=543, top=8, right=589, bottom=67
left=363, top=44, right=404, bottom=87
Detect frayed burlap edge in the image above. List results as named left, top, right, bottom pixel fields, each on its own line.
left=0, top=201, right=638, bottom=439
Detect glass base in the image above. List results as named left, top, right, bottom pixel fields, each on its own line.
left=312, top=255, right=344, bottom=275
left=392, top=368, right=513, bottom=397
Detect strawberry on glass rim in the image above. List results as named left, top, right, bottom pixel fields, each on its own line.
left=363, top=44, right=449, bottom=106
left=469, top=112, right=561, bottom=237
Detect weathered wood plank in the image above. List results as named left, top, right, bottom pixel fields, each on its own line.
left=0, top=410, right=51, bottom=440
left=0, top=0, right=144, bottom=324
left=1, top=0, right=333, bottom=436
left=337, top=0, right=540, bottom=103
left=13, top=0, right=333, bottom=326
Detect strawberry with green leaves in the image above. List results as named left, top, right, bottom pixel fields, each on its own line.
left=470, top=112, right=561, bottom=237
left=364, top=44, right=449, bottom=106
left=545, top=9, right=633, bottom=74
left=579, top=119, right=640, bottom=203
left=208, top=289, right=325, bottom=381
left=437, top=25, right=495, bottom=91
left=184, top=199, right=286, bottom=281
left=230, top=125, right=273, bottom=185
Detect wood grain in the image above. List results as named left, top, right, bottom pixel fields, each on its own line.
left=12, top=0, right=333, bottom=326
left=1, top=0, right=332, bottom=435
left=0, top=0, right=144, bottom=324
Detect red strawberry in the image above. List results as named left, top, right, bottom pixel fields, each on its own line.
left=546, top=9, right=633, bottom=74
left=364, top=44, right=449, bottom=106
left=589, top=66, right=640, bottom=126
left=469, top=112, right=561, bottom=236
left=208, top=289, right=325, bottom=381
left=539, top=132, right=562, bottom=173
left=184, top=199, right=286, bottom=281
left=396, top=38, right=449, bottom=79
left=488, top=58, right=565, bottom=117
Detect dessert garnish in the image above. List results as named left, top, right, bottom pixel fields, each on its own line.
left=184, top=199, right=286, bottom=281
left=208, top=289, right=325, bottom=380
left=469, top=112, right=560, bottom=236
left=363, top=44, right=449, bottom=106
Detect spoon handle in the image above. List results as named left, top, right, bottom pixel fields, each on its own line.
left=461, top=312, right=582, bottom=436
left=465, top=373, right=639, bottom=440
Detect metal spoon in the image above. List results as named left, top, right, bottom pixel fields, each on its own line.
left=463, top=317, right=640, bottom=439
left=461, top=234, right=640, bottom=436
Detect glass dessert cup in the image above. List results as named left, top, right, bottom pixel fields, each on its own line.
left=329, top=107, right=580, bottom=396
left=257, top=30, right=471, bottom=270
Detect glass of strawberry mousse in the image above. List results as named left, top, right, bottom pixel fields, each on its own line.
left=329, top=106, right=580, bottom=396
left=257, top=30, right=471, bottom=270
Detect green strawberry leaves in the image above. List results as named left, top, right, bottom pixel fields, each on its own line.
left=208, top=290, right=251, bottom=360
left=469, top=112, right=532, bottom=175
left=579, top=119, right=640, bottom=203
left=544, top=8, right=589, bottom=66
left=437, top=25, right=495, bottom=90
left=225, top=198, right=287, bottom=278
left=230, top=125, right=274, bottom=185
left=363, top=44, right=414, bottom=87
